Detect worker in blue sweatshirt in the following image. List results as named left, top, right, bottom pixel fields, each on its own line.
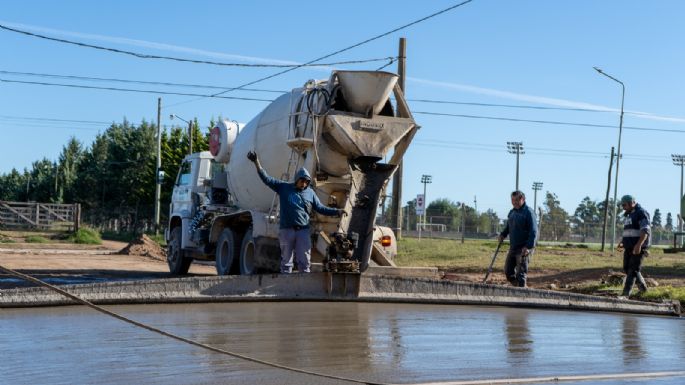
left=247, top=151, right=345, bottom=273
left=498, top=190, right=537, bottom=287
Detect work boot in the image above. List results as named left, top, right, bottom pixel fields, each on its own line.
left=636, top=272, right=648, bottom=293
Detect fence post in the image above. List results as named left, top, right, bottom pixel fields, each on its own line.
left=73, top=203, right=81, bottom=232
left=35, top=203, right=40, bottom=230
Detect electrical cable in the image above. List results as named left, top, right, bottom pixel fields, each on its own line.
left=0, top=265, right=384, bottom=385
left=166, top=0, right=475, bottom=108
left=0, top=23, right=394, bottom=69
left=414, top=111, right=685, bottom=134
left=0, top=70, right=288, bottom=93
left=0, top=78, right=275, bottom=102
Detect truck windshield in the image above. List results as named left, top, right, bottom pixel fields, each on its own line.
left=176, top=161, right=191, bottom=186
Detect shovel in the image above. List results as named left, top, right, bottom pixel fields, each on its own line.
left=483, top=239, right=504, bottom=283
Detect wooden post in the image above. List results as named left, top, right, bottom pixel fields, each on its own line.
left=390, top=37, right=406, bottom=240
left=35, top=203, right=40, bottom=229
left=74, top=203, right=81, bottom=232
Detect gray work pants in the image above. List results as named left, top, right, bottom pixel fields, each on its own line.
left=622, top=249, right=648, bottom=296
left=279, top=228, right=312, bottom=273
left=504, top=246, right=531, bottom=287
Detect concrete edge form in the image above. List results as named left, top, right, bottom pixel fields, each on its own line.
left=0, top=273, right=680, bottom=316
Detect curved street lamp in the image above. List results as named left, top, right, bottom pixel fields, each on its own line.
left=594, top=67, right=625, bottom=252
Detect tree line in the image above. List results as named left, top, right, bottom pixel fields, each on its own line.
left=0, top=119, right=678, bottom=240
left=0, top=119, right=210, bottom=232
left=398, top=193, right=677, bottom=243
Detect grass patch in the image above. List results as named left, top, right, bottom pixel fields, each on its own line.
left=146, top=233, right=166, bottom=247
left=396, top=237, right=685, bottom=273
left=636, top=286, right=685, bottom=306
left=67, top=227, right=102, bottom=245
left=24, top=235, right=49, bottom=243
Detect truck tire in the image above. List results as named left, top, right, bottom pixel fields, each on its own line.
left=168, top=226, right=192, bottom=275
left=239, top=228, right=256, bottom=275
left=216, top=229, right=239, bottom=276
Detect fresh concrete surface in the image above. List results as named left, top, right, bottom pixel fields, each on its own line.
left=0, top=272, right=679, bottom=316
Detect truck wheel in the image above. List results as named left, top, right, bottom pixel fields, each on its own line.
left=168, top=227, right=192, bottom=275
left=239, top=229, right=256, bottom=275
left=216, top=229, right=239, bottom=276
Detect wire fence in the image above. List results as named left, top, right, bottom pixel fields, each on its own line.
left=376, top=213, right=679, bottom=246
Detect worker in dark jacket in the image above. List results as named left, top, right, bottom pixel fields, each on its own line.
left=247, top=151, right=345, bottom=273
left=498, top=190, right=537, bottom=287
left=617, top=195, right=650, bottom=297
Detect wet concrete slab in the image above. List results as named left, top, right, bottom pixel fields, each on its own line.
left=1, top=302, right=683, bottom=385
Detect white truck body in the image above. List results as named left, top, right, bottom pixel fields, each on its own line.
left=166, top=70, right=416, bottom=275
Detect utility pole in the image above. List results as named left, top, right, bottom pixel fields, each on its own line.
left=673, top=154, right=685, bottom=242
left=532, top=182, right=543, bottom=213
left=461, top=202, right=466, bottom=244
left=391, top=37, right=406, bottom=240
left=421, top=174, right=432, bottom=225
left=601, top=147, right=615, bottom=251
left=155, top=97, right=162, bottom=235
left=507, top=142, right=524, bottom=190
left=594, top=67, right=625, bottom=252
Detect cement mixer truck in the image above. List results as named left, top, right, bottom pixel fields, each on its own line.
left=165, top=70, right=418, bottom=275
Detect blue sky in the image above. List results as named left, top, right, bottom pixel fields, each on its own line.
left=2, top=0, right=684, bottom=220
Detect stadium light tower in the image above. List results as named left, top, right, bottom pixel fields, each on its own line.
left=421, top=174, right=432, bottom=225
left=507, top=142, right=524, bottom=190
left=532, top=181, right=543, bottom=213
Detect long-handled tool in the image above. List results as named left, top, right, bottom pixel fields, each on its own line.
left=483, top=240, right=503, bottom=283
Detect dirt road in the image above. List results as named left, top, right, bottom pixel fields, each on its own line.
left=0, top=240, right=215, bottom=289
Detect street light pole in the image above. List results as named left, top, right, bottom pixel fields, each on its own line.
left=170, top=114, right=193, bottom=156
left=594, top=67, right=625, bottom=252
left=507, top=142, right=524, bottom=190
left=532, top=181, right=543, bottom=213
left=673, top=154, right=685, bottom=240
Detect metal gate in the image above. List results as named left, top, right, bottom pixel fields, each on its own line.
left=0, top=201, right=81, bottom=231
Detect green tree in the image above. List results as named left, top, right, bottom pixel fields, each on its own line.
left=56, top=137, right=83, bottom=203
left=426, top=198, right=461, bottom=231
left=541, top=191, right=569, bottom=241
left=666, top=212, right=673, bottom=231
left=573, top=196, right=600, bottom=242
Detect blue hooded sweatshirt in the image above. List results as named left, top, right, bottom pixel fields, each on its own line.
left=500, top=202, right=537, bottom=249
left=257, top=167, right=339, bottom=229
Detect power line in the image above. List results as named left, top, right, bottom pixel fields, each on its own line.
left=0, top=23, right=395, bottom=68
left=0, top=78, right=275, bottom=102
left=168, top=0, right=475, bottom=108
left=408, top=98, right=612, bottom=113
left=415, top=139, right=671, bottom=160
left=0, top=70, right=288, bottom=93
left=414, top=110, right=685, bottom=134
left=0, top=114, right=111, bottom=125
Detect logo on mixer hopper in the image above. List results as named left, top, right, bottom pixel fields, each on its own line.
left=355, top=120, right=384, bottom=132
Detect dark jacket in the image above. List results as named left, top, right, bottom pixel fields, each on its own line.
left=257, top=167, right=339, bottom=229
left=500, top=203, right=537, bottom=249
left=621, top=203, right=651, bottom=251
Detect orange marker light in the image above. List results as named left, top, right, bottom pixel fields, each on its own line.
left=380, top=235, right=392, bottom=247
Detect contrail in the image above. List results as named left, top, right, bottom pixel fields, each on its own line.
left=408, top=77, right=685, bottom=123
left=4, top=21, right=685, bottom=123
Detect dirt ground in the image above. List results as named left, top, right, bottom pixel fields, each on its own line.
left=1, top=234, right=682, bottom=295
left=442, top=267, right=684, bottom=295
left=0, top=238, right=215, bottom=289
